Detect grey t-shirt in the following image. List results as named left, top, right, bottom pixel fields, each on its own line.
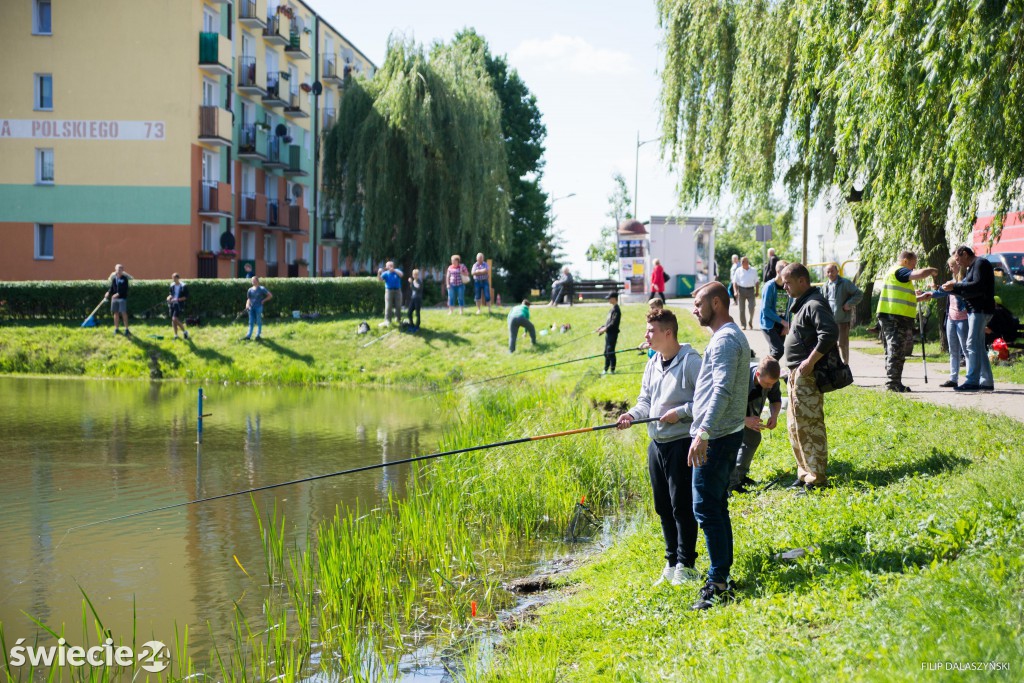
left=247, top=286, right=270, bottom=309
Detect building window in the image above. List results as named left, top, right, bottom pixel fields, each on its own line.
left=33, top=0, right=52, bottom=34
left=202, top=223, right=217, bottom=252
left=285, top=238, right=296, bottom=265
left=35, top=74, right=53, bottom=110
left=36, top=148, right=54, bottom=184
left=241, top=230, right=255, bottom=260
left=35, top=224, right=54, bottom=260
left=264, top=234, right=277, bottom=264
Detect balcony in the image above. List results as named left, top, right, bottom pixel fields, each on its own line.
left=238, top=124, right=268, bottom=161
left=285, top=26, right=310, bottom=60
left=199, top=32, right=232, bottom=75
left=263, top=14, right=290, bottom=46
left=198, top=106, right=232, bottom=147
left=197, top=254, right=219, bottom=278
left=283, top=90, right=308, bottom=118
left=238, top=193, right=268, bottom=225
left=283, top=202, right=309, bottom=233
left=283, top=144, right=307, bottom=176
left=237, top=56, right=266, bottom=96
left=322, top=56, right=343, bottom=86
left=287, top=263, right=299, bottom=277
left=264, top=135, right=287, bottom=168
left=199, top=181, right=233, bottom=218
left=238, top=0, right=266, bottom=28
left=262, top=73, right=288, bottom=107
left=266, top=262, right=279, bottom=277
left=322, top=108, right=336, bottom=131
left=266, top=199, right=283, bottom=228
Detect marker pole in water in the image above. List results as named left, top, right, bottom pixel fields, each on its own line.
left=197, top=388, right=203, bottom=443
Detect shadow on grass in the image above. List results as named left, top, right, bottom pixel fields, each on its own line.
left=831, top=448, right=971, bottom=488
left=416, top=328, right=470, bottom=346
left=184, top=338, right=233, bottom=365
left=257, top=338, right=315, bottom=364
left=125, top=334, right=181, bottom=374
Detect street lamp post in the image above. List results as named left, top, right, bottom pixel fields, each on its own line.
left=634, top=131, right=661, bottom=221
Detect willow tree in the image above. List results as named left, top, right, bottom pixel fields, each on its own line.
left=658, top=0, right=1024, bottom=280
left=322, top=36, right=511, bottom=273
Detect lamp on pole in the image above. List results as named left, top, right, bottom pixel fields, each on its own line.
left=550, top=192, right=577, bottom=207
left=634, top=131, right=661, bottom=221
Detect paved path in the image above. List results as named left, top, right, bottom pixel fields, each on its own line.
left=731, top=301, right=1024, bottom=424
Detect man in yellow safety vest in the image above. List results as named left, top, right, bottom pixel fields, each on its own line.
left=875, top=251, right=938, bottom=392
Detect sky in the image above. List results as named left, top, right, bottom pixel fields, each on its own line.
left=318, top=0, right=855, bottom=274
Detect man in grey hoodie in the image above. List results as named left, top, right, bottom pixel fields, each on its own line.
left=618, top=308, right=703, bottom=587
left=688, top=281, right=750, bottom=610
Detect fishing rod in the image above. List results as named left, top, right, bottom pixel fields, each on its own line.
left=68, top=417, right=660, bottom=531
left=453, top=346, right=644, bottom=390
left=551, top=329, right=598, bottom=349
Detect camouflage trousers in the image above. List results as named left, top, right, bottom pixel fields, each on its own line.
left=787, top=373, right=828, bottom=485
left=879, top=313, right=916, bottom=388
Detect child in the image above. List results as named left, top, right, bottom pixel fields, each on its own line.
left=408, top=269, right=423, bottom=330
left=597, top=292, right=621, bottom=374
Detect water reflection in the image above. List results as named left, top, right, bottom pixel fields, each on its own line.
left=0, top=377, right=440, bottom=659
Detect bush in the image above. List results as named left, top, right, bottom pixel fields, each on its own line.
left=0, top=278, right=385, bottom=320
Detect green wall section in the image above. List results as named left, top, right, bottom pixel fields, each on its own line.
left=0, top=185, right=191, bottom=225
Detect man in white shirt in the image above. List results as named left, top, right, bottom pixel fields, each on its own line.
left=734, top=257, right=760, bottom=330
left=729, top=255, right=741, bottom=305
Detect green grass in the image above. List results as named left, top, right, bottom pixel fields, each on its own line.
left=468, top=389, right=1024, bottom=682
left=0, top=304, right=665, bottom=388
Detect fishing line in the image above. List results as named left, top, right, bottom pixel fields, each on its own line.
left=450, top=347, right=645, bottom=391
left=66, top=417, right=660, bottom=532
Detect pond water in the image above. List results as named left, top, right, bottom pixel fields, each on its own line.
left=0, top=377, right=443, bottom=661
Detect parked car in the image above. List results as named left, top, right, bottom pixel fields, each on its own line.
left=983, top=252, right=1024, bottom=285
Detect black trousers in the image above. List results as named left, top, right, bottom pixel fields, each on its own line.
left=648, top=437, right=698, bottom=567
left=762, top=323, right=786, bottom=360
left=408, top=300, right=421, bottom=327
left=604, top=331, right=618, bottom=371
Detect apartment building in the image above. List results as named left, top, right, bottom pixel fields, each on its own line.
left=0, top=0, right=374, bottom=281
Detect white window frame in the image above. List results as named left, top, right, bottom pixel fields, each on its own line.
left=264, top=234, right=277, bottom=264
left=288, top=65, right=298, bottom=95
left=240, top=230, right=256, bottom=260
left=202, top=7, right=218, bottom=33
left=34, top=223, right=54, bottom=260
left=202, top=78, right=218, bottom=108
left=35, top=73, right=53, bottom=111
left=33, top=0, right=52, bottom=35
left=241, top=31, right=253, bottom=59
left=36, top=148, right=54, bottom=185
left=202, top=151, right=218, bottom=183
left=265, top=174, right=278, bottom=200
left=201, top=223, right=217, bottom=252
left=241, top=165, right=256, bottom=197
left=285, top=238, right=296, bottom=265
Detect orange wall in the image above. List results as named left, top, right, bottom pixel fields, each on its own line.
left=1, top=222, right=197, bottom=280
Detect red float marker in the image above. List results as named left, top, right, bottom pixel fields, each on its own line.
left=580, top=495, right=586, bottom=505
left=471, top=601, right=478, bottom=617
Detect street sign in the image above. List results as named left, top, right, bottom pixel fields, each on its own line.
left=755, top=224, right=772, bottom=242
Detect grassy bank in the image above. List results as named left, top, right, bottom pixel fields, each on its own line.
left=469, top=389, right=1024, bottom=681
left=0, top=304, right=655, bottom=387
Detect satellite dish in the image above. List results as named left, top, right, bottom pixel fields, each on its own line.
left=292, top=184, right=304, bottom=200
left=219, top=231, right=236, bottom=250
left=312, top=81, right=323, bottom=96
left=275, top=123, right=287, bottom=137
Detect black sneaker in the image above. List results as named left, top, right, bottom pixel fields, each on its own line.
left=979, top=385, right=995, bottom=392
left=124, top=329, right=132, bottom=338
left=954, top=383, right=980, bottom=392
left=789, top=478, right=806, bottom=489
left=255, top=335, right=263, bottom=342
left=241, top=336, right=251, bottom=342
left=730, top=483, right=750, bottom=494
left=939, top=380, right=957, bottom=388
left=184, top=331, right=190, bottom=341
left=742, top=476, right=759, bottom=487
left=899, top=384, right=912, bottom=393
left=691, top=580, right=735, bottom=611
left=885, top=384, right=902, bottom=392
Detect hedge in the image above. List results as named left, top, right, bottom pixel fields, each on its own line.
left=0, top=278, right=389, bottom=320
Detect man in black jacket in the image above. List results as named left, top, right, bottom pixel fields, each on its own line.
left=942, top=246, right=995, bottom=391
left=597, top=292, right=621, bottom=374
left=781, top=263, right=839, bottom=490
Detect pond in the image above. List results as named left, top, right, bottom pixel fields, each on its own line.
left=0, top=377, right=444, bottom=663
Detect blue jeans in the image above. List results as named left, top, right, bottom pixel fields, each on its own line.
left=692, top=428, right=744, bottom=584
left=965, top=310, right=993, bottom=386
left=247, top=306, right=263, bottom=338
left=447, top=285, right=465, bottom=307
left=946, top=317, right=968, bottom=383
left=473, top=279, right=490, bottom=303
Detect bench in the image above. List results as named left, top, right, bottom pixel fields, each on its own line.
left=573, top=279, right=625, bottom=302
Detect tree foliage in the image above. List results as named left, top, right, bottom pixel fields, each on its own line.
left=657, top=0, right=1024, bottom=278
left=452, top=30, right=561, bottom=300
left=322, top=36, right=511, bottom=271
left=713, top=199, right=797, bottom=283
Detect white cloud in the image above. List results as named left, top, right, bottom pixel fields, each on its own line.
left=510, top=34, right=634, bottom=76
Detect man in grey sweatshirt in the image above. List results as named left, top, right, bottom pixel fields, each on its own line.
left=688, top=282, right=750, bottom=610
left=618, top=308, right=703, bottom=587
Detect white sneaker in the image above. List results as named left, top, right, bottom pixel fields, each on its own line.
left=653, top=562, right=673, bottom=586
left=671, top=564, right=701, bottom=586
